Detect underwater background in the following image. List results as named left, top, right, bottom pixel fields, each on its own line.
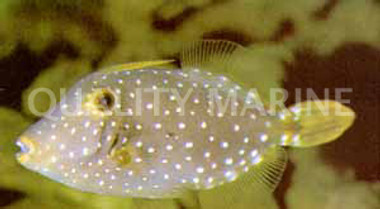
left=0, top=0, right=379, bottom=208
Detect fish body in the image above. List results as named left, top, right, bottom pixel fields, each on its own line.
left=16, top=40, right=355, bottom=199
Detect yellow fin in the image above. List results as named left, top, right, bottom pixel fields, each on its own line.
left=180, top=40, right=245, bottom=74
left=100, top=60, right=175, bottom=73
left=286, top=100, right=356, bottom=147
left=197, top=146, right=287, bottom=209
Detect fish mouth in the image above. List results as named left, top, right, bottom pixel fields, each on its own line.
left=15, top=136, right=37, bottom=163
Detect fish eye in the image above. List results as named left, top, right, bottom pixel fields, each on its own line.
left=85, top=88, right=117, bottom=113
left=95, top=90, right=115, bottom=111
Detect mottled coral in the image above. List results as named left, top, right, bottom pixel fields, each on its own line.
left=287, top=148, right=380, bottom=209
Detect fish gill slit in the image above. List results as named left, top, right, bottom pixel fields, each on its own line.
left=108, top=133, right=121, bottom=156
left=95, top=121, right=107, bottom=155
left=95, top=119, right=122, bottom=156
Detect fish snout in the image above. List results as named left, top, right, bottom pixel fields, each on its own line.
left=16, top=136, right=37, bottom=163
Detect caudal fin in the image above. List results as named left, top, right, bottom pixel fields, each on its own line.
left=284, top=100, right=356, bottom=147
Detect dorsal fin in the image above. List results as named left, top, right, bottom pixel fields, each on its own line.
left=179, top=40, right=246, bottom=74
left=179, top=40, right=276, bottom=105
left=100, top=60, right=175, bottom=73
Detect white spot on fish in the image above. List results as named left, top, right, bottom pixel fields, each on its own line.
left=165, top=144, right=173, bottom=151
left=185, top=142, right=193, bottom=149
left=196, top=167, right=204, bottom=173
left=192, top=177, right=200, bottom=183
left=135, top=158, right=142, bottom=163
left=135, top=124, right=143, bottom=130
left=250, top=150, right=258, bottom=157
left=224, top=158, right=233, bottom=165
left=154, top=123, right=162, bottom=130
left=135, top=141, right=143, bottom=148
left=146, top=103, right=153, bottom=110
left=220, top=142, right=229, bottom=149
left=51, top=156, right=57, bottom=163
left=178, top=122, right=186, bottom=129
left=147, top=147, right=155, bottom=153
left=234, top=124, right=240, bottom=132
left=175, top=164, right=182, bottom=170
left=260, top=134, right=268, bottom=142
left=82, top=148, right=90, bottom=156
left=70, top=128, right=76, bottom=135
left=204, top=152, right=211, bottom=158
left=200, top=121, right=207, bottom=129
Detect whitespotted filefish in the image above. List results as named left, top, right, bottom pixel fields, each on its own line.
left=15, top=40, right=355, bottom=203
